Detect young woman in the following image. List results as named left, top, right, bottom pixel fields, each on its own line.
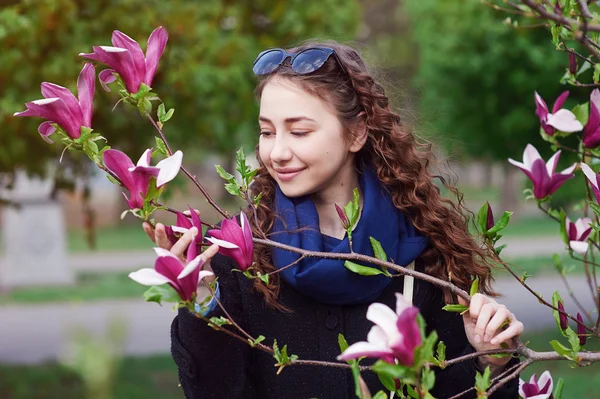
left=144, top=41, right=523, bottom=398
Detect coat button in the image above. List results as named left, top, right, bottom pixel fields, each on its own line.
left=325, top=314, right=338, bottom=330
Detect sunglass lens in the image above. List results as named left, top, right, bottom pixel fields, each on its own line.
left=253, top=50, right=285, bottom=75
left=292, top=49, right=329, bottom=74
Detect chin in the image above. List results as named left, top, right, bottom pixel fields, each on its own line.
left=277, top=182, right=312, bottom=198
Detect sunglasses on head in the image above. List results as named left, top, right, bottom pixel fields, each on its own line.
left=252, top=47, right=343, bottom=76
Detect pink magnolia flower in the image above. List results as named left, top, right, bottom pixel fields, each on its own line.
left=337, top=293, right=421, bottom=366
left=80, top=26, right=168, bottom=94
left=519, top=371, right=553, bottom=399
left=535, top=91, right=583, bottom=136
left=102, top=148, right=182, bottom=210
left=583, top=89, right=600, bottom=149
left=508, top=144, right=576, bottom=199
left=580, top=162, right=600, bottom=204
left=14, top=63, right=95, bottom=142
left=129, top=245, right=212, bottom=302
left=565, top=216, right=592, bottom=254
left=165, top=206, right=204, bottom=255
left=206, top=212, right=254, bottom=271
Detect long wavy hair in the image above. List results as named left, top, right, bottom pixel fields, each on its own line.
left=246, top=40, right=497, bottom=310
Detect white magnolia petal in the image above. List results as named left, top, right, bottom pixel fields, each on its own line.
left=560, top=162, right=577, bottom=175
left=570, top=240, right=589, bottom=254
left=508, top=158, right=528, bottom=171
left=580, top=163, right=599, bottom=189
left=205, top=236, right=240, bottom=249
left=367, top=325, right=389, bottom=345
left=129, top=268, right=171, bottom=286
left=535, top=371, right=554, bottom=397
left=546, top=109, right=584, bottom=133
left=575, top=218, right=592, bottom=235
left=592, top=89, right=600, bottom=113
left=153, top=247, right=179, bottom=259
left=198, top=270, right=214, bottom=281
left=523, top=144, right=542, bottom=169
left=337, top=341, right=393, bottom=361
left=99, top=46, right=129, bottom=53
left=366, top=303, right=399, bottom=339
left=394, top=293, right=412, bottom=315
left=171, top=226, right=189, bottom=234
left=156, top=150, right=183, bottom=187
left=136, top=148, right=153, bottom=167
left=545, top=151, right=561, bottom=176
left=178, top=255, right=203, bottom=279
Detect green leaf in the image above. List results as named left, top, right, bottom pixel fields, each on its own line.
left=372, top=360, right=408, bottom=380
left=215, top=165, right=236, bottom=182
left=371, top=392, right=387, bottom=399
left=487, top=211, right=513, bottom=234
left=553, top=377, right=564, bottom=399
left=138, top=98, right=152, bottom=116
left=369, top=237, right=388, bottom=261
left=436, top=341, right=446, bottom=364
left=442, top=304, right=469, bottom=313
left=475, top=366, right=491, bottom=395
left=589, top=202, right=600, bottom=219
left=377, top=372, right=397, bottom=393
left=157, top=103, right=165, bottom=120
left=422, top=368, right=435, bottom=391
left=549, top=340, right=572, bottom=359
left=208, top=316, right=230, bottom=327
left=470, top=276, right=480, bottom=296
left=406, top=384, right=419, bottom=399
left=161, top=108, right=174, bottom=123
left=258, top=273, right=269, bottom=285
left=344, top=260, right=386, bottom=276
left=565, top=327, right=581, bottom=352
left=224, top=182, right=241, bottom=196
left=477, top=202, right=490, bottom=233
left=143, top=285, right=181, bottom=305
left=572, top=102, right=589, bottom=126
left=338, top=333, right=349, bottom=353
left=594, top=63, right=600, bottom=83
left=154, top=136, right=168, bottom=156
left=553, top=253, right=564, bottom=274
left=235, top=147, right=249, bottom=177
left=248, top=335, right=265, bottom=347
left=494, top=244, right=507, bottom=255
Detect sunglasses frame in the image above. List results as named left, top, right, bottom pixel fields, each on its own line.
left=252, top=47, right=344, bottom=76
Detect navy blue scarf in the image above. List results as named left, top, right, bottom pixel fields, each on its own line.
left=272, top=167, right=429, bottom=305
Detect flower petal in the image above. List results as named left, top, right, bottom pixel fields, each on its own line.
left=580, top=162, right=599, bottom=190
left=570, top=240, right=589, bottom=254
left=337, top=341, right=395, bottom=362
left=38, top=121, right=56, bottom=144
left=136, top=148, right=153, bottom=168
left=545, top=151, right=561, bottom=177
left=98, top=69, right=117, bottom=92
left=144, top=26, right=168, bottom=86
left=77, top=63, right=95, bottom=127
left=178, top=254, right=205, bottom=279
left=523, top=144, right=542, bottom=170
left=129, top=268, right=172, bottom=286
left=205, top=236, right=240, bottom=249
left=552, top=90, right=570, bottom=113
left=26, top=98, right=81, bottom=138
left=155, top=150, right=183, bottom=187
left=536, top=371, right=553, bottom=395
left=546, top=109, right=584, bottom=132
left=366, top=302, right=399, bottom=340
left=102, top=149, right=135, bottom=191
left=93, top=46, right=142, bottom=94
left=40, top=82, right=84, bottom=127
left=111, top=30, right=146, bottom=82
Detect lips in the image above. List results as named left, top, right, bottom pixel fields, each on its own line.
left=274, top=167, right=305, bottom=182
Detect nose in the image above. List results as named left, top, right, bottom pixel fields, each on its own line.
left=270, top=133, right=293, bottom=164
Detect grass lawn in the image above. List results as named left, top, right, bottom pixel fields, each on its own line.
left=68, top=224, right=152, bottom=253
left=0, top=355, right=182, bottom=399
left=520, top=329, right=600, bottom=398
left=0, top=271, right=146, bottom=305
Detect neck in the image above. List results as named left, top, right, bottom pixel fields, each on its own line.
left=311, top=162, right=363, bottom=239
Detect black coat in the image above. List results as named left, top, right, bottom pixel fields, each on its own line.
left=170, top=254, right=519, bottom=399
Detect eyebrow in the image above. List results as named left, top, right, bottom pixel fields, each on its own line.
left=258, top=116, right=316, bottom=124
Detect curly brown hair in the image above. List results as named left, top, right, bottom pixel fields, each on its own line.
left=246, top=40, right=497, bottom=310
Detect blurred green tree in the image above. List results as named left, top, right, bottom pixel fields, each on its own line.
left=403, top=0, right=583, bottom=209
left=0, top=0, right=359, bottom=185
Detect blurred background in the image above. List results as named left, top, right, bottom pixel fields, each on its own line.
left=0, top=0, right=597, bottom=397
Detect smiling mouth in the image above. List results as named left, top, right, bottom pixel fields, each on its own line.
left=275, top=168, right=305, bottom=182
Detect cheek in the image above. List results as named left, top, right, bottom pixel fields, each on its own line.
left=258, top=138, right=271, bottom=164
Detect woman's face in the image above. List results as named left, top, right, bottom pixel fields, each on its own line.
left=258, top=77, right=361, bottom=198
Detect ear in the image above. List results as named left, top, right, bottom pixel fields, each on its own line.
left=349, top=112, right=368, bottom=153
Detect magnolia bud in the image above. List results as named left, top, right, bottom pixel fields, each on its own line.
left=486, top=202, right=495, bottom=231
left=569, top=52, right=577, bottom=75
left=577, top=313, right=587, bottom=346
left=335, top=203, right=350, bottom=230
left=557, top=300, right=568, bottom=330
